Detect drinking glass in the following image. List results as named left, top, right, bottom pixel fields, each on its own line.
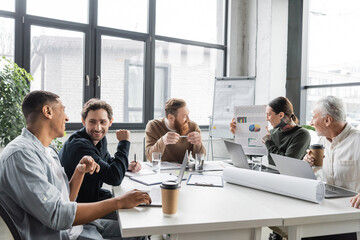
left=195, top=153, right=205, bottom=171
left=152, top=152, right=161, bottom=172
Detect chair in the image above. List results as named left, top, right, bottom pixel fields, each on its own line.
left=0, top=201, right=22, bottom=240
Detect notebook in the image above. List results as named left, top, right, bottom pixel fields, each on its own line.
left=140, top=150, right=189, bottom=206
left=187, top=174, right=223, bottom=187
left=270, top=153, right=357, bottom=198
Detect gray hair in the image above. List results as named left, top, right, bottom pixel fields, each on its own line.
left=315, top=96, right=347, bottom=122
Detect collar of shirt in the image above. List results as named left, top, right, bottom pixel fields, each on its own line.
left=22, top=128, right=46, bottom=152
left=164, top=118, right=176, bottom=132
left=22, top=128, right=53, bottom=165
left=329, top=123, right=352, bottom=146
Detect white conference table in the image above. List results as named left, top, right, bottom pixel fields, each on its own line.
left=113, top=167, right=282, bottom=240
left=113, top=162, right=360, bottom=240
left=237, top=185, right=360, bottom=240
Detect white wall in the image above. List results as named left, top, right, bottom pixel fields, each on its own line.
left=228, top=0, right=289, bottom=105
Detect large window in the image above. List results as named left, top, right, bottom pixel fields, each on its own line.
left=0, top=0, right=227, bottom=129
left=30, top=26, right=85, bottom=122
left=0, top=17, right=15, bottom=60
left=155, top=41, right=223, bottom=125
left=26, top=0, right=88, bottom=23
left=303, top=0, right=360, bottom=125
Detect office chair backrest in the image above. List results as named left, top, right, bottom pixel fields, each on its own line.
left=0, top=201, right=22, bottom=240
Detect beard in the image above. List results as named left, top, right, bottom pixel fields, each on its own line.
left=174, top=119, right=190, bottom=136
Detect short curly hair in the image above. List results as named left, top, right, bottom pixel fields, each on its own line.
left=81, top=98, right=113, bottom=120
left=164, top=98, right=186, bottom=117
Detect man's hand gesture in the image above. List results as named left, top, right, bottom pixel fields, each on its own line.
left=76, top=156, right=100, bottom=174
left=162, top=132, right=180, bottom=145
left=116, top=129, right=130, bottom=141
left=117, top=189, right=152, bottom=208
left=187, top=132, right=202, bottom=146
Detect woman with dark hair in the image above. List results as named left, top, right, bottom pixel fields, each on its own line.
left=230, top=97, right=311, bottom=240
left=230, top=96, right=311, bottom=165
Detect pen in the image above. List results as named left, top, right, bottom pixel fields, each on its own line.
left=134, top=153, right=136, bottom=163
left=179, top=135, right=187, bottom=138
left=194, top=182, right=214, bottom=186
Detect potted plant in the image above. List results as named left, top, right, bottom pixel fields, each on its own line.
left=301, top=124, right=316, bottom=132
left=0, top=56, right=33, bottom=147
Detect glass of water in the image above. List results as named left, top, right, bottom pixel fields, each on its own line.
left=195, top=153, right=205, bottom=172
left=152, top=152, right=161, bottom=173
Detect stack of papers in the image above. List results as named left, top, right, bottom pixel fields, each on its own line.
left=125, top=168, right=154, bottom=177
left=187, top=174, right=223, bottom=187
left=129, top=173, right=179, bottom=186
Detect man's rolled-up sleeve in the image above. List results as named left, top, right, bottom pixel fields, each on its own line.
left=3, top=151, right=77, bottom=231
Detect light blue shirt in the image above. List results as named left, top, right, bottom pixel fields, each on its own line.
left=0, top=128, right=76, bottom=240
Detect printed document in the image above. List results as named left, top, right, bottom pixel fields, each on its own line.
left=234, top=105, right=268, bottom=155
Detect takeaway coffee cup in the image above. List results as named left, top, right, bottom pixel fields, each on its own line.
left=310, top=144, right=325, bottom=167
left=160, top=181, right=180, bottom=217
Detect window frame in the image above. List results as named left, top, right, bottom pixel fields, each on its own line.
left=0, top=0, right=228, bottom=130
left=293, top=0, right=360, bottom=124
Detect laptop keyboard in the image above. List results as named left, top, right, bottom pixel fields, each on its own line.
left=325, top=184, right=337, bottom=193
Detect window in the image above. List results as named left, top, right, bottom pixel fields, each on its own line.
left=1, top=0, right=227, bottom=130
left=0, top=17, right=15, bottom=60
left=303, top=0, right=360, bottom=126
left=0, top=1, right=15, bottom=12
left=156, top=0, right=225, bottom=44
left=27, top=0, right=88, bottom=23
left=155, top=41, right=223, bottom=125
left=100, top=36, right=145, bottom=123
left=98, top=0, right=148, bottom=32
left=30, top=26, right=85, bottom=123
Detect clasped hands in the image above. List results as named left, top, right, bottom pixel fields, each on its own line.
left=162, top=131, right=202, bottom=146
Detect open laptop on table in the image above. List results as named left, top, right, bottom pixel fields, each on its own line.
left=142, top=150, right=188, bottom=206
left=224, top=140, right=278, bottom=173
left=270, top=153, right=357, bottom=198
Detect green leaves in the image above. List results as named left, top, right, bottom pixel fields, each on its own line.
left=301, top=124, right=316, bottom=132
left=0, top=56, right=33, bottom=147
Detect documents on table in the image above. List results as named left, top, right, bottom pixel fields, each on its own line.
left=130, top=173, right=180, bottom=186
left=139, top=186, right=162, bottom=207
left=222, top=167, right=325, bottom=203
left=201, top=161, right=225, bottom=171
left=125, top=168, right=155, bottom=177
left=187, top=174, right=223, bottom=187
left=145, top=161, right=182, bottom=170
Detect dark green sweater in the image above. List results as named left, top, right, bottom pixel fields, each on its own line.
left=265, top=125, right=310, bottom=165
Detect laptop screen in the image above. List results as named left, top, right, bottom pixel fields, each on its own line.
left=176, top=150, right=188, bottom=186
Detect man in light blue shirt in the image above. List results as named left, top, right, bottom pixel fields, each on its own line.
left=0, top=90, right=151, bottom=239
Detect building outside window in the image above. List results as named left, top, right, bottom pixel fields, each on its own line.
left=0, top=0, right=227, bottom=129
left=304, top=0, right=360, bottom=127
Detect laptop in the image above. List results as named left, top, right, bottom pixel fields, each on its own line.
left=270, top=153, right=357, bottom=198
left=224, top=140, right=278, bottom=173
left=143, top=150, right=188, bottom=206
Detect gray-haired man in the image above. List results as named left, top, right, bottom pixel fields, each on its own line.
left=303, top=95, right=360, bottom=240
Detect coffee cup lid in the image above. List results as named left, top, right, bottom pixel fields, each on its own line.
left=160, top=181, right=179, bottom=189
left=310, top=144, right=324, bottom=149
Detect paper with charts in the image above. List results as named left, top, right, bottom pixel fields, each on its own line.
left=234, top=105, right=267, bottom=155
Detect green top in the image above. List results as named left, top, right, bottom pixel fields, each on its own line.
left=265, top=125, right=311, bottom=165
